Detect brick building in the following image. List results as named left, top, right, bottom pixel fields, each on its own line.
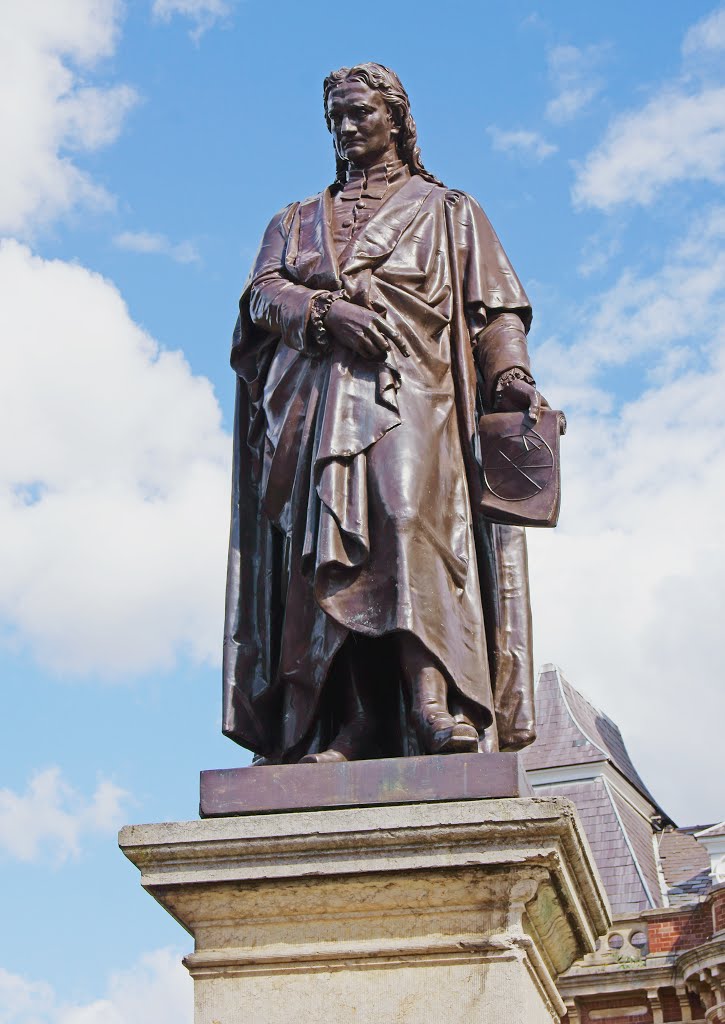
left=523, top=665, right=725, bottom=1023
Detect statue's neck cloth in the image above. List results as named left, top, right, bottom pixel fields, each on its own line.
left=332, top=158, right=410, bottom=249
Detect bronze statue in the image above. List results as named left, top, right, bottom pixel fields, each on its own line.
left=223, top=63, right=547, bottom=765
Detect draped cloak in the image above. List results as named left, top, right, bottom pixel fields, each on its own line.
left=223, top=174, right=537, bottom=760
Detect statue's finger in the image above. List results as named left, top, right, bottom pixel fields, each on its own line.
left=359, top=336, right=384, bottom=360
left=366, top=327, right=390, bottom=353
left=373, top=316, right=399, bottom=341
left=373, top=317, right=409, bottom=357
left=390, top=335, right=410, bottom=357
left=528, top=388, right=541, bottom=423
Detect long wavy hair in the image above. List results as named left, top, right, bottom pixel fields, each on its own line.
left=323, top=63, right=443, bottom=187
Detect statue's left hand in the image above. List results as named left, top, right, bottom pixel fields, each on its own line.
left=495, top=378, right=550, bottom=422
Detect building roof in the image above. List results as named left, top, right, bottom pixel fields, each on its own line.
left=532, top=776, right=661, bottom=915
left=610, top=785, right=664, bottom=910
left=696, top=821, right=725, bottom=838
left=657, top=826, right=713, bottom=906
left=521, top=665, right=689, bottom=916
left=523, top=665, right=669, bottom=821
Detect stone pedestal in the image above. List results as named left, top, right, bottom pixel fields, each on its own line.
left=120, top=794, right=609, bottom=1023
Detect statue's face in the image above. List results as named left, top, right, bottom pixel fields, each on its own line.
left=326, top=80, right=398, bottom=170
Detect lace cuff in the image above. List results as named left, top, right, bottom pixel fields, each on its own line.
left=309, top=290, right=345, bottom=353
left=494, top=366, right=536, bottom=399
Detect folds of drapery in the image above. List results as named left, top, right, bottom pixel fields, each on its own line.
left=223, top=178, right=536, bottom=758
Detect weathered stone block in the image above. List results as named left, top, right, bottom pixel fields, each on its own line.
left=120, top=796, right=609, bottom=1023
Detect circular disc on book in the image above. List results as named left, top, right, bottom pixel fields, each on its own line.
left=483, top=429, right=555, bottom=501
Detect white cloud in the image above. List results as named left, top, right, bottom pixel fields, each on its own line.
left=0, top=240, right=230, bottom=677
left=0, top=768, right=128, bottom=863
left=682, top=6, right=725, bottom=55
left=488, top=127, right=557, bottom=161
left=0, top=949, right=192, bottom=1024
left=528, top=206, right=725, bottom=825
left=0, top=1, right=137, bottom=236
left=573, top=11, right=725, bottom=210
left=0, top=969, right=55, bottom=1024
left=114, top=231, right=200, bottom=264
left=573, top=85, right=725, bottom=209
left=577, top=232, right=622, bottom=278
left=545, top=44, right=604, bottom=124
left=151, top=0, right=233, bottom=39
left=536, top=205, right=725, bottom=396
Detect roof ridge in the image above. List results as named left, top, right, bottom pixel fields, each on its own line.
left=537, top=666, right=672, bottom=824
left=554, top=666, right=609, bottom=758
left=539, top=664, right=619, bottom=732
left=601, top=775, right=657, bottom=909
left=543, top=664, right=609, bottom=721
left=696, top=820, right=725, bottom=837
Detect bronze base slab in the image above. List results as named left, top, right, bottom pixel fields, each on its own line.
left=199, top=752, right=532, bottom=817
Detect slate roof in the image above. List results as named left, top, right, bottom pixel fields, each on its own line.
left=522, top=665, right=717, bottom=921
left=523, top=665, right=669, bottom=820
left=612, top=786, right=664, bottom=909
left=658, top=826, right=714, bottom=906
left=521, top=665, right=680, bottom=916
left=533, top=776, right=660, bottom=915
left=697, top=821, right=725, bottom=838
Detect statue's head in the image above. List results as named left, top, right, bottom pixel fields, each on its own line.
left=323, top=63, right=441, bottom=186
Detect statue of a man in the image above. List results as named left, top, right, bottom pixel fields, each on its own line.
left=223, top=63, right=544, bottom=764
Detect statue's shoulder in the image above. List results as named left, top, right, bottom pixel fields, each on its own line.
left=262, top=191, right=313, bottom=236
left=263, top=199, right=299, bottom=233
left=297, top=186, right=330, bottom=209
left=266, top=188, right=328, bottom=228
left=432, top=185, right=479, bottom=210
left=432, top=186, right=494, bottom=231
left=420, top=183, right=482, bottom=214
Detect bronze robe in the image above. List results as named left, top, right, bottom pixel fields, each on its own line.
left=223, top=174, right=536, bottom=760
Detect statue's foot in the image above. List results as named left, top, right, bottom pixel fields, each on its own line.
left=297, top=713, right=378, bottom=764
left=413, top=704, right=479, bottom=755
left=299, top=748, right=348, bottom=764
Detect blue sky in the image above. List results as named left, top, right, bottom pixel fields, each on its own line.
left=1, top=1, right=724, bottom=1019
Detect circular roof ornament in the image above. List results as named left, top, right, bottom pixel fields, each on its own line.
left=715, top=854, right=725, bottom=883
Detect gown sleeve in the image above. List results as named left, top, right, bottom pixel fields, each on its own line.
left=245, top=203, right=326, bottom=357
left=451, top=192, right=534, bottom=406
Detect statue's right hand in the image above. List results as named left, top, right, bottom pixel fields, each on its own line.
left=324, top=300, right=407, bottom=361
